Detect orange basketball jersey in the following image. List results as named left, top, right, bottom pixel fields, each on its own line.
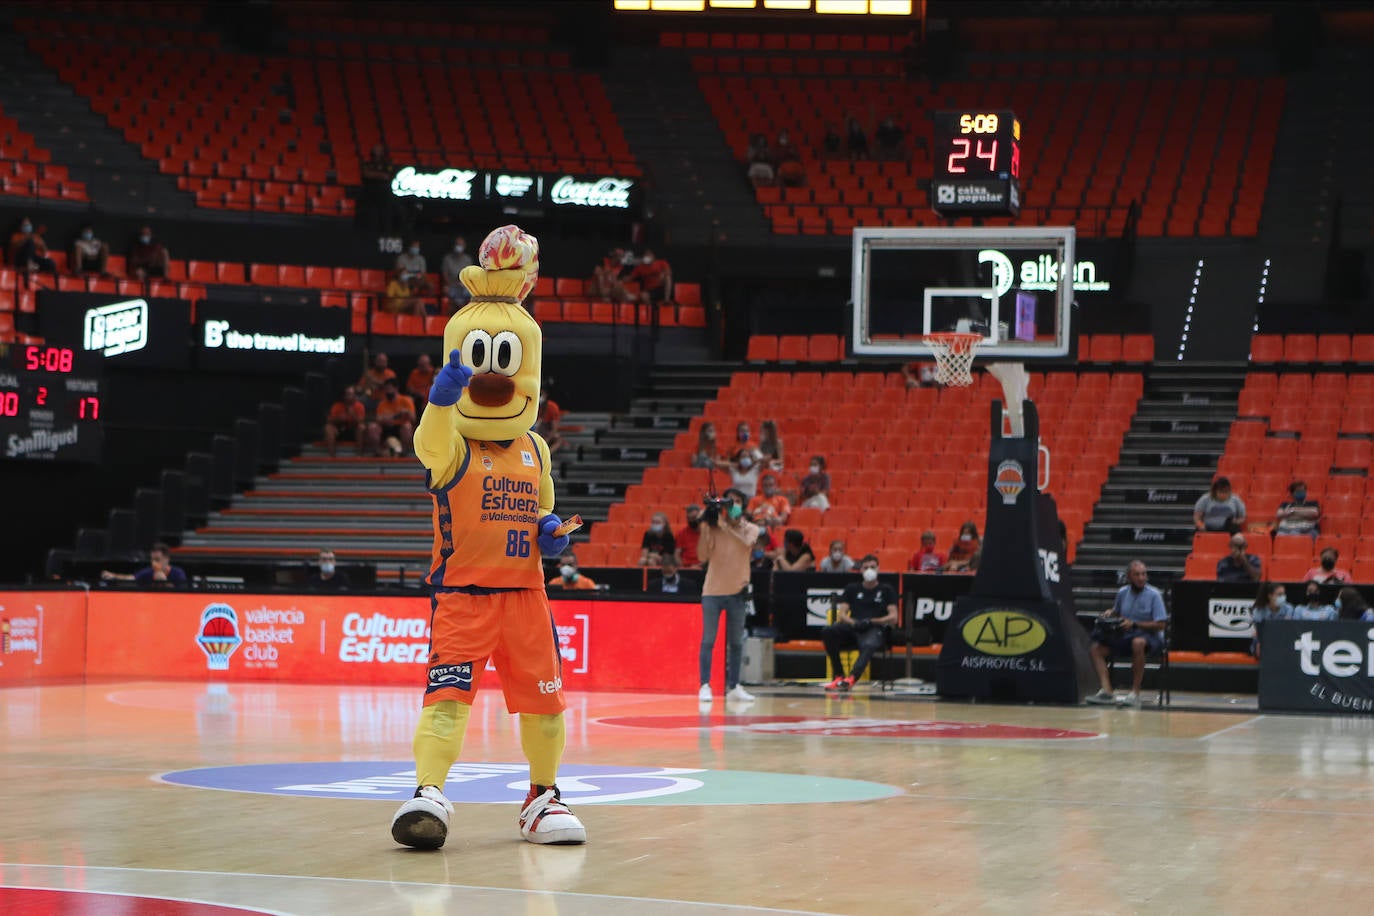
left=427, top=434, right=546, bottom=589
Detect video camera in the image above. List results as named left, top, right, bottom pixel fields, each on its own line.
left=700, top=494, right=733, bottom=526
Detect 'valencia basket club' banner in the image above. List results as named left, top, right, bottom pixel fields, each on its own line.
left=1258, top=619, right=1374, bottom=715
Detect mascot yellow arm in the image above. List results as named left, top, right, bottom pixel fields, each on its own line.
left=414, top=405, right=469, bottom=489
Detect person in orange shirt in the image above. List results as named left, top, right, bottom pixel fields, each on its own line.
left=389, top=225, right=586, bottom=852
left=747, top=474, right=791, bottom=530
left=547, top=552, right=597, bottom=590
left=371, top=378, right=416, bottom=456
left=356, top=352, right=396, bottom=403
left=405, top=353, right=435, bottom=406
left=323, top=386, right=366, bottom=457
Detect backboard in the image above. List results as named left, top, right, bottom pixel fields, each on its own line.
left=851, top=226, right=1075, bottom=359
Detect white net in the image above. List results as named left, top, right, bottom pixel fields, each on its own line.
left=924, top=332, right=982, bottom=387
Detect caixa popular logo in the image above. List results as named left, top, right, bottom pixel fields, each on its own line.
left=961, top=609, right=1048, bottom=656
left=196, top=603, right=243, bottom=671
left=995, top=460, right=1025, bottom=505
left=84, top=299, right=148, bottom=357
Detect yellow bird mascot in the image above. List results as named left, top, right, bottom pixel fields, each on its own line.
left=390, top=225, right=585, bottom=850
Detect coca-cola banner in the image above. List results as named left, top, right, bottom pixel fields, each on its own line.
left=390, top=166, right=637, bottom=212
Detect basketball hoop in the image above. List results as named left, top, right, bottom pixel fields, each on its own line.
left=923, top=332, right=982, bottom=387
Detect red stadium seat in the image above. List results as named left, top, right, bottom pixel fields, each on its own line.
left=1316, top=334, right=1351, bottom=363
left=777, top=335, right=808, bottom=361
left=1283, top=334, right=1317, bottom=363
left=746, top=335, right=778, bottom=361
left=1249, top=334, right=1283, bottom=362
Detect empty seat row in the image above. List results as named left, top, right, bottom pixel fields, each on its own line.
left=1249, top=333, right=1374, bottom=363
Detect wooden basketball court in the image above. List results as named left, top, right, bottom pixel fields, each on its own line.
left=2, top=681, right=1370, bottom=914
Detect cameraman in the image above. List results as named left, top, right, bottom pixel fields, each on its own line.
left=821, top=555, right=898, bottom=691
left=696, top=488, right=759, bottom=705
left=1086, top=560, right=1167, bottom=708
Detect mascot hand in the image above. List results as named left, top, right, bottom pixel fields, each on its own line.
left=429, top=349, right=473, bottom=407
left=538, top=514, right=571, bottom=557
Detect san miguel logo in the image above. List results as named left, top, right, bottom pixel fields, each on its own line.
left=995, top=460, right=1026, bottom=505
left=196, top=603, right=244, bottom=671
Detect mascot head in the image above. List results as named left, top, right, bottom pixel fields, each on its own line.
left=443, top=225, right=542, bottom=442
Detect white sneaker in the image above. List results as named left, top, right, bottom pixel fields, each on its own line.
left=698, top=684, right=712, bottom=702
left=1119, top=692, right=1142, bottom=708
left=519, top=785, right=587, bottom=845
left=1085, top=688, right=1117, bottom=706
left=727, top=685, right=755, bottom=702
left=391, top=785, right=453, bottom=850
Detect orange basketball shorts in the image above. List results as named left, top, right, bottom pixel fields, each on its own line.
left=423, top=588, right=565, bottom=715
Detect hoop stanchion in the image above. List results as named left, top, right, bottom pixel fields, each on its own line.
left=923, top=332, right=982, bottom=387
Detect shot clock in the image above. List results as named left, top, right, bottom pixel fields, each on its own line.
left=930, top=110, right=1022, bottom=217
left=0, top=341, right=103, bottom=462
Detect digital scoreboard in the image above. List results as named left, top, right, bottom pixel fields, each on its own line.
left=0, top=341, right=103, bottom=463
left=930, top=110, right=1022, bottom=217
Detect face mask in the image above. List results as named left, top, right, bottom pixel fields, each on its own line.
left=1335, top=598, right=1343, bottom=611
left=20, top=223, right=31, bottom=233
left=140, top=234, right=151, bottom=244
left=739, top=431, right=750, bottom=442
left=1322, top=557, right=1336, bottom=571
left=1308, top=592, right=1321, bottom=604
left=560, top=565, right=576, bottom=579
left=960, top=534, right=973, bottom=541
left=320, top=562, right=335, bottom=575
left=642, top=256, right=653, bottom=265
left=81, top=230, right=93, bottom=240
left=1274, top=593, right=1286, bottom=605
left=409, top=246, right=420, bottom=255
left=1293, top=489, right=1307, bottom=501
left=830, top=551, right=843, bottom=561
left=704, top=430, right=715, bottom=440
left=687, top=517, right=700, bottom=528
left=455, top=244, right=465, bottom=253
left=763, top=487, right=775, bottom=497
left=650, top=523, right=664, bottom=533
left=752, top=549, right=764, bottom=560
left=727, top=504, right=743, bottom=520
left=738, top=457, right=753, bottom=470
left=861, top=568, right=878, bottom=584
left=809, top=464, right=820, bottom=474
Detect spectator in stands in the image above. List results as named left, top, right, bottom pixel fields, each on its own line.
left=1193, top=476, right=1246, bottom=533
left=797, top=455, right=831, bottom=510
left=747, top=474, right=791, bottom=530
left=324, top=385, right=367, bottom=458
left=305, top=548, right=351, bottom=591
left=821, top=124, right=843, bottom=159
left=1249, top=581, right=1296, bottom=659
left=750, top=530, right=775, bottom=571
left=774, top=528, right=815, bottom=572
left=639, top=512, right=676, bottom=567
left=1273, top=479, right=1320, bottom=538
left=649, top=554, right=698, bottom=596
left=372, top=378, right=417, bottom=457
left=9, top=217, right=57, bottom=278
left=547, top=552, right=597, bottom=591
left=590, top=247, right=632, bottom=303
left=819, top=539, right=855, bottom=573
left=676, top=504, right=703, bottom=567
left=405, top=354, right=435, bottom=407
left=691, top=422, right=720, bottom=469
left=874, top=116, right=906, bottom=160
left=536, top=386, right=565, bottom=459
left=1085, top=559, right=1167, bottom=707
left=100, top=543, right=188, bottom=587
left=1305, top=547, right=1352, bottom=585
left=629, top=249, right=673, bottom=307
left=396, top=240, right=433, bottom=296
left=746, top=134, right=775, bottom=186
left=908, top=530, right=947, bottom=573
left=383, top=269, right=424, bottom=317
left=1216, top=533, right=1262, bottom=583
left=128, top=225, right=169, bottom=280
left=357, top=353, right=397, bottom=403
left=821, top=554, right=899, bottom=692
left=697, top=487, right=759, bottom=704
left=901, top=359, right=937, bottom=389
left=845, top=117, right=869, bottom=160
left=943, top=521, right=981, bottom=573
left=440, top=236, right=473, bottom=309
left=71, top=223, right=109, bottom=276
left=726, top=425, right=764, bottom=500
left=1294, top=580, right=1338, bottom=620
left=359, top=143, right=397, bottom=234
left=757, top=419, right=784, bottom=472
left=1338, top=587, right=1372, bottom=621
left=774, top=130, right=805, bottom=188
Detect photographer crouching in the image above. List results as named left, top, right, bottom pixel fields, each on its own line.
left=696, top=488, right=760, bottom=706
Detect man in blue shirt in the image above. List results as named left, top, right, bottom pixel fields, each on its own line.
left=1086, top=560, right=1168, bottom=708
left=101, top=543, right=188, bottom=587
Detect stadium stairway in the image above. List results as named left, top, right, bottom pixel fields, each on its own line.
left=601, top=45, right=770, bottom=247
left=0, top=29, right=196, bottom=217
left=1071, top=364, right=1245, bottom=610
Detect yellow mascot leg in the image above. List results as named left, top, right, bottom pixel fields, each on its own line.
left=519, top=713, right=565, bottom=786
left=414, top=700, right=470, bottom=788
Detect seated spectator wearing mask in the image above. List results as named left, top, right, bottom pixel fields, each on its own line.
left=1336, top=587, right=1372, bottom=621
left=649, top=554, right=698, bottom=596
left=747, top=474, right=791, bottom=530
left=1304, top=547, right=1352, bottom=585
left=639, top=512, right=676, bottom=567
left=727, top=423, right=763, bottom=499
left=1193, top=476, right=1246, bottom=533
left=440, top=236, right=473, bottom=309
left=943, top=522, right=981, bottom=573
left=128, top=225, right=169, bottom=280
left=547, top=552, right=597, bottom=591
left=821, top=554, right=899, bottom=692
left=305, top=549, right=351, bottom=591
left=71, top=223, right=109, bottom=275
left=797, top=455, right=831, bottom=510
left=1293, top=580, right=1337, bottom=621
left=1249, top=581, right=1296, bottom=659
left=908, top=530, right=946, bottom=573
left=819, top=540, right=855, bottom=573
left=628, top=249, right=672, bottom=307
left=1273, top=480, right=1320, bottom=538
left=676, top=504, right=704, bottom=567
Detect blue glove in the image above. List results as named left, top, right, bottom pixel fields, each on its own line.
left=428, top=349, right=473, bottom=407
left=538, top=514, right=570, bottom=557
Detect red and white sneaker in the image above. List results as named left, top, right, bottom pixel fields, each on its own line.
left=823, top=676, right=851, bottom=692
left=391, top=785, right=453, bottom=850
left=519, top=784, right=587, bottom=845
